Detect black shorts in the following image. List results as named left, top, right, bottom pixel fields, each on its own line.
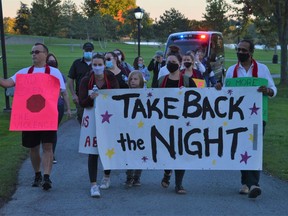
left=22, top=131, right=57, bottom=148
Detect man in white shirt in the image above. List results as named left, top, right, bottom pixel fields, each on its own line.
left=0, top=43, right=67, bottom=191
left=215, top=39, right=277, bottom=199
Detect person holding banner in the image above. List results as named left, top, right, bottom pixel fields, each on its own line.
left=78, top=53, right=119, bottom=197
left=0, top=43, right=67, bottom=191
left=46, top=53, right=71, bottom=164
left=215, top=39, right=277, bottom=199
left=97, top=51, right=131, bottom=190
left=158, top=52, right=197, bottom=194
left=124, top=70, right=145, bottom=187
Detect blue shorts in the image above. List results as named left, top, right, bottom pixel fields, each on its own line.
left=22, top=131, right=57, bottom=148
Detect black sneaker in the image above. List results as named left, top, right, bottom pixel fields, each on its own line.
left=125, top=178, right=134, bottom=188
left=32, top=175, right=42, bottom=187
left=133, top=178, right=141, bottom=186
left=42, top=178, right=52, bottom=191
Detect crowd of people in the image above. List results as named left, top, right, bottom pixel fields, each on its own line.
left=0, top=39, right=277, bottom=200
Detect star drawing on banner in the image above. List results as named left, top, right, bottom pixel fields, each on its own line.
left=249, top=102, right=260, bottom=115
left=227, top=89, right=233, bottom=95
left=186, top=121, right=191, bottom=127
left=142, top=156, right=148, bottom=162
left=240, top=151, right=252, bottom=164
left=101, top=111, right=113, bottom=123
left=178, top=90, right=183, bottom=95
left=212, top=159, right=217, bottom=165
left=223, top=121, right=228, bottom=126
left=147, top=92, right=153, bottom=98
left=102, top=94, right=108, bottom=99
left=106, top=148, right=115, bottom=159
left=138, top=120, right=144, bottom=128
left=249, top=134, right=254, bottom=142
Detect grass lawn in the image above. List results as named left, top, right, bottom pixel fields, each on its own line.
left=0, top=36, right=287, bottom=207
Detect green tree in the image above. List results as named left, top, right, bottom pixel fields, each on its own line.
left=120, top=8, right=154, bottom=41
left=82, top=0, right=136, bottom=22
left=232, top=0, right=288, bottom=86
left=81, top=0, right=100, bottom=18
left=154, top=8, right=190, bottom=42
left=58, top=0, right=81, bottom=38
left=29, top=0, right=62, bottom=36
left=202, top=0, right=230, bottom=33
left=13, top=2, right=30, bottom=35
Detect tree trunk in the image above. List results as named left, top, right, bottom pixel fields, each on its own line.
left=279, top=41, right=288, bottom=86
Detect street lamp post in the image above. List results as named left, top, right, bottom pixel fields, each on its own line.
left=235, top=21, right=241, bottom=44
left=0, top=0, right=11, bottom=111
left=134, top=7, right=144, bottom=57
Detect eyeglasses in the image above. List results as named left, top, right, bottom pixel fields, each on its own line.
left=93, top=64, right=103, bottom=66
left=236, top=48, right=249, bottom=53
left=30, top=50, right=44, bottom=55
left=105, top=57, right=112, bottom=61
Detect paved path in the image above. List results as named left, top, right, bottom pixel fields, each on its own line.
left=1, top=118, right=288, bottom=216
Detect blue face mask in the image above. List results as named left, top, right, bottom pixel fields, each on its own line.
left=138, top=63, right=143, bottom=68
left=83, top=52, right=92, bottom=61
left=106, top=60, right=114, bottom=69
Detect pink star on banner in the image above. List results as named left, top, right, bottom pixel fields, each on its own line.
left=249, top=103, right=260, bottom=115
left=240, top=151, right=252, bottom=164
left=101, top=111, right=113, bottom=123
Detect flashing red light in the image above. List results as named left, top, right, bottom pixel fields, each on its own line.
left=200, top=34, right=206, bottom=39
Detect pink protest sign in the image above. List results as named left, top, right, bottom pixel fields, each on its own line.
left=10, top=73, right=60, bottom=131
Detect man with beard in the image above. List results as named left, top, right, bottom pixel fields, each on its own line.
left=215, top=39, right=277, bottom=199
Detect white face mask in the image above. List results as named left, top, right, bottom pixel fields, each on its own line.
left=92, top=65, right=105, bottom=75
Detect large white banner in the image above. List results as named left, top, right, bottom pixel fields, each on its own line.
left=95, top=87, right=263, bottom=170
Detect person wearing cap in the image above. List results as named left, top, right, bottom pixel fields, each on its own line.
left=147, top=50, right=165, bottom=88
left=68, top=42, right=94, bottom=124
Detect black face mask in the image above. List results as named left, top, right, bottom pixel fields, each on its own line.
left=47, top=60, right=57, bottom=68
left=184, top=62, right=192, bottom=68
left=167, top=62, right=179, bottom=73
left=237, top=53, right=250, bottom=63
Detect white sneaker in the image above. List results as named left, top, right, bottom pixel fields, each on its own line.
left=239, top=184, right=249, bottom=194
left=90, top=185, right=100, bottom=198
left=100, top=177, right=110, bottom=189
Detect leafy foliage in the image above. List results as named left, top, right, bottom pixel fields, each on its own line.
left=154, top=8, right=190, bottom=42
left=13, top=2, right=30, bottom=34
left=231, top=0, right=288, bottom=85
left=202, top=0, right=230, bottom=33
left=29, top=0, right=62, bottom=36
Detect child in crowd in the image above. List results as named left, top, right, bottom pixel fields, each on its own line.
left=125, top=70, right=145, bottom=187
left=132, top=56, right=150, bottom=88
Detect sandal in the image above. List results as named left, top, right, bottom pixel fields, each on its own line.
left=175, top=185, right=186, bottom=194
left=161, top=171, right=172, bottom=188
